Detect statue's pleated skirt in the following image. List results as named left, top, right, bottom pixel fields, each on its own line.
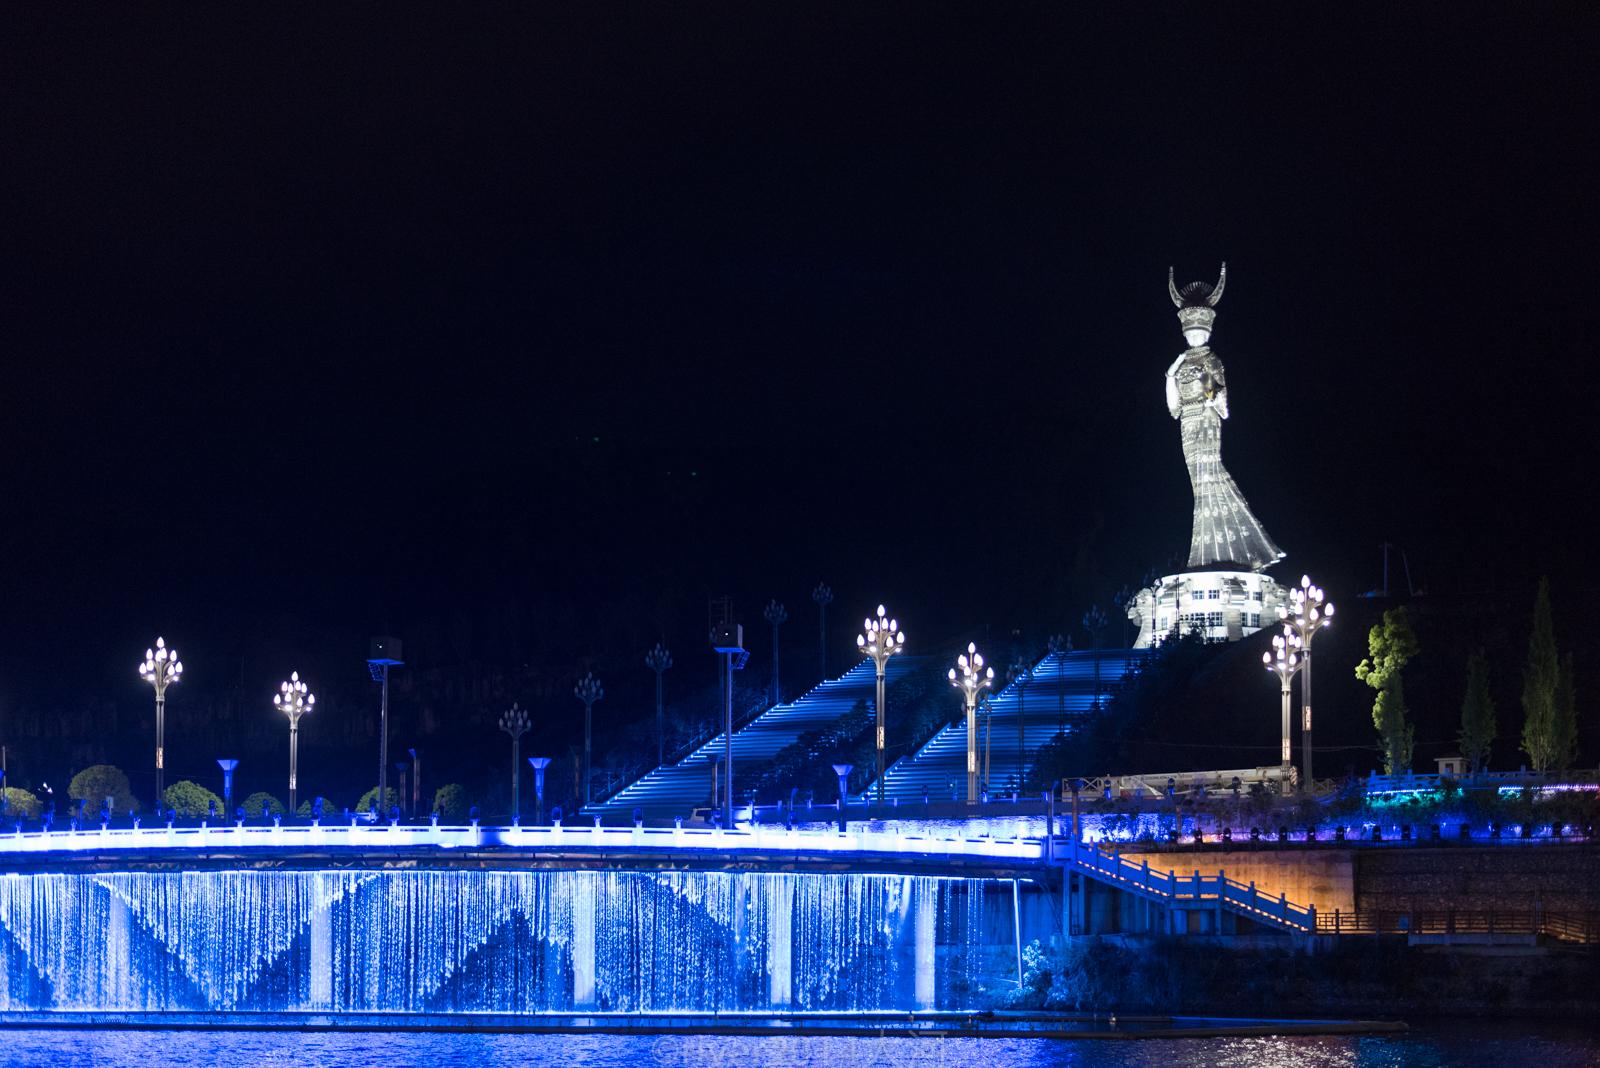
left=1180, top=406, right=1283, bottom=570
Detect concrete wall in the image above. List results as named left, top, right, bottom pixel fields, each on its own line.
left=1356, top=844, right=1600, bottom=913
left=1135, top=848, right=1356, bottom=915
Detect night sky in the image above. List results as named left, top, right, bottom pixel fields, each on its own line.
left=2, top=6, right=1595, bottom=793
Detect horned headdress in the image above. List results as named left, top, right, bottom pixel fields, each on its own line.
left=1168, top=262, right=1226, bottom=339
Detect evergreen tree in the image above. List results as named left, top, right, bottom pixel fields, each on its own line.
left=1458, top=651, right=1495, bottom=774
left=1553, top=652, right=1578, bottom=771
left=1520, top=578, right=1562, bottom=771
left=1355, top=606, right=1418, bottom=775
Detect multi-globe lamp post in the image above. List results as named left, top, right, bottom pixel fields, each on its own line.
left=138, top=637, right=183, bottom=808
left=644, top=643, right=673, bottom=767
left=1278, top=575, right=1333, bottom=790
left=812, top=583, right=833, bottom=679
left=575, top=672, right=604, bottom=806
left=1262, top=629, right=1303, bottom=794
left=763, top=599, right=787, bottom=705
left=1083, top=604, right=1108, bottom=710
left=499, top=703, right=530, bottom=823
left=948, top=642, right=994, bottom=803
left=856, top=604, right=905, bottom=805
left=273, top=672, right=315, bottom=814
left=1008, top=654, right=1032, bottom=792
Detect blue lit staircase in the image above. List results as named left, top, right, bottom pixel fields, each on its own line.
left=588, top=656, right=925, bottom=820
left=869, top=649, right=1147, bottom=801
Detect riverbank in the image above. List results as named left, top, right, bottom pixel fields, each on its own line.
left=0, top=1009, right=1403, bottom=1039
left=1004, top=935, right=1600, bottom=1018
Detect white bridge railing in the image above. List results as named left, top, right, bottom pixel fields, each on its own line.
left=0, top=820, right=1047, bottom=863
left=1063, top=839, right=1316, bottom=933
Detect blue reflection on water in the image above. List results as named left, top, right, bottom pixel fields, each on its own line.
left=1, top=1023, right=1596, bottom=1068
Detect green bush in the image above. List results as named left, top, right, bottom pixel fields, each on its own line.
left=69, top=764, right=139, bottom=815
left=295, top=797, right=333, bottom=818
left=163, top=780, right=223, bottom=818
left=241, top=791, right=285, bottom=818
left=432, top=783, right=470, bottom=822
left=356, top=786, right=400, bottom=814
left=1, top=787, right=42, bottom=820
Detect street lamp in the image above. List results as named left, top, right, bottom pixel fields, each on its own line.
left=499, top=703, right=530, bottom=823
left=1047, top=633, right=1071, bottom=731
left=645, top=643, right=673, bottom=767
left=763, top=599, right=788, bottom=705
left=575, top=672, right=604, bottom=807
left=1083, top=605, right=1108, bottom=710
left=948, top=642, right=994, bottom=803
left=217, top=759, right=238, bottom=815
left=1277, top=574, right=1334, bottom=790
left=273, top=672, right=315, bottom=814
left=856, top=604, right=906, bottom=805
left=1262, top=628, right=1303, bottom=794
left=528, top=756, right=551, bottom=824
left=812, top=583, right=834, bottom=680
left=1008, top=654, right=1032, bottom=791
left=138, top=637, right=183, bottom=808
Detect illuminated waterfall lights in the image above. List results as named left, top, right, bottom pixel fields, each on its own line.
left=137, top=637, right=183, bottom=808
left=856, top=604, right=905, bottom=805
left=0, top=869, right=1000, bottom=1014
left=498, top=703, right=531, bottom=823
left=1262, top=628, right=1303, bottom=794
left=1277, top=575, right=1334, bottom=790
left=273, top=672, right=315, bottom=813
left=948, top=642, right=993, bottom=804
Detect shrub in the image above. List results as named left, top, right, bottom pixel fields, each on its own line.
left=69, top=764, right=139, bottom=815
left=432, top=784, right=470, bottom=823
left=295, top=797, right=333, bottom=819
left=241, top=791, right=285, bottom=818
left=0, top=787, right=42, bottom=820
left=356, top=786, right=400, bottom=814
left=162, top=781, right=224, bottom=818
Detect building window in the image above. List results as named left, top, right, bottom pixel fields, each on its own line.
left=1249, top=612, right=1261, bottom=628
left=1206, top=611, right=1223, bottom=628
left=1207, top=589, right=1220, bottom=600
left=1252, top=591, right=1263, bottom=602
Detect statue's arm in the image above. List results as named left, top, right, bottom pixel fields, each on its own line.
left=1164, top=354, right=1184, bottom=419
left=1205, top=355, right=1229, bottom=419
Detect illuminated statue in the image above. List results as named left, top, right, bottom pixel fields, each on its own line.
left=1165, top=264, right=1283, bottom=570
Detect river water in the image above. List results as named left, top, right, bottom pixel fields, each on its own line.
left=1, top=1021, right=1594, bottom=1067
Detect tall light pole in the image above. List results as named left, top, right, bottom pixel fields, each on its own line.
left=645, top=643, right=673, bottom=767
left=763, top=599, right=788, bottom=704
left=273, top=672, right=315, bottom=814
left=1083, top=605, right=1108, bottom=711
left=856, top=604, right=906, bottom=805
left=1262, top=628, right=1303, bottom=794
left=948, top=642, right=994, bottom=803
left=1046, top=633, right=1070, bottom=732
left=575, top=672, right=604, bottom=807
left=980, top=696, right=994, bottom=791
left=499, top=703, right=530, bottom=822
left=138, top=637, right=183, bottom=807
left=1278, top=574, right=1334, bottom=790
left=217, top=759, right=238, bottom=815
left=1008, top=654, right=1032, bottom=791
left=367, top=637, right=404, bottom=819
left=528, top=756, right=551, bottom=825
left=812, top=583, right=834, bottom=680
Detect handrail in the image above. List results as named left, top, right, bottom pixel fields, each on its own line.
left=1062, top=840, right=1316, bottom=932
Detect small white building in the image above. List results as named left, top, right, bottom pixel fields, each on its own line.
left=1127, top=570, right=1288, bottom=648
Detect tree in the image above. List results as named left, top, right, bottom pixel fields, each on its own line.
left=69, top=764, right=139, bottom=815
left=356, top=786, right=400, bottom=814
left=162, top=780, right=223, bottom=818
left=432, top=783, right=470, bottom=823
left=1521, top=578, right=1563, bottom=771
left=1, top=787, right=42, bottom=820
left=1458, top=651, right=1496, bottom=774
left=1355, top=607, right=1418, bottom=775
left=241, top=791, right=285, bottom=818
left=1553, top=652, right=1579, bottom=771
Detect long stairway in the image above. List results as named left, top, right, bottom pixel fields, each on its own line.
left=871, top=648, right=1147, bottom=801
left=589, top=656, right=925, bottom=820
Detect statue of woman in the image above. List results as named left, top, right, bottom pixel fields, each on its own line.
left=1165, top=264, right=1284, bottom=571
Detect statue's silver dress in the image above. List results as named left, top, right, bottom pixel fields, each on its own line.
left=1169, top=347, right=1283, bottom=570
